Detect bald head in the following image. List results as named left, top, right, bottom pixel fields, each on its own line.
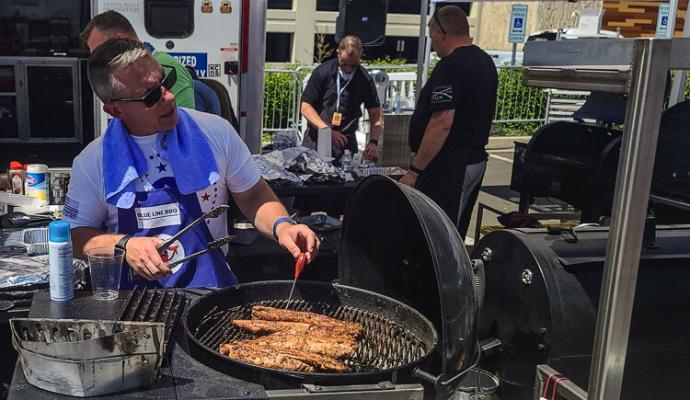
left=432, top=6, right=470, bottom=38
left=338, top=35, right=363, bottom=57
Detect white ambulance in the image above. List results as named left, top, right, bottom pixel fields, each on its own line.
left=92, top=0, right=267, bottom=153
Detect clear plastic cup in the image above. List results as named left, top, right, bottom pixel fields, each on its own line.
left=85, top=246, right=124, bottom=301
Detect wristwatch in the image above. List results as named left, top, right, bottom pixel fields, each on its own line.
left=409, top=163, right=425, bottom=175
left=115, top=234, right=133, bottom=253
left=368, top=139, right=379, bottom=146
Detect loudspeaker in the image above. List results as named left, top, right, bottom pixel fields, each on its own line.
left=335, top=0, right=388, bottom=47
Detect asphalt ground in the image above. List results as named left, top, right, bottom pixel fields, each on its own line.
left=465, top=148, right=577, bottom=246
left=465, top=148, right=519, bottom=245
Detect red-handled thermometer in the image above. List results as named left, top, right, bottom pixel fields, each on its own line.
left=285, top=253, right=308, bottom=310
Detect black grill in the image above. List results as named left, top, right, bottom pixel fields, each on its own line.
left=194, top=298, right=428, bottom=373
left=118, top=287, right=186, bottom=353
left=184, top=281, right=438, bottom=387
left=513, top=121, right=621, bottom=222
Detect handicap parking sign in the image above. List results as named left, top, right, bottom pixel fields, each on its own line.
left=508, top=5, right=528, bottom=43
left=656, top=3, right=671, bottom=37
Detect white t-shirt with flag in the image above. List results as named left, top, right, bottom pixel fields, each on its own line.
left=64, top=108, right=261, bottom=251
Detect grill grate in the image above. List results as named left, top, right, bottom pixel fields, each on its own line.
left=194, top=299, right=428, bottom=372
left=118, top=287, right=186, bottom=353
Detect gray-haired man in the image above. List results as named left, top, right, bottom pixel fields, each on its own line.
left=66, top=38, right=319, bottom=289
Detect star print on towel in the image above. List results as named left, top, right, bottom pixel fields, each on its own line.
left=102, top=108, right=220, bottom=209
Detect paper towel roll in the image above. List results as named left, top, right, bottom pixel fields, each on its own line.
left=317, top=128, right=332, bottom=158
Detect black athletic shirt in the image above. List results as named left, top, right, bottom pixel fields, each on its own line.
left=301, top=58, right=380, bottom=153
left=408, top=45, right=498, bottom=160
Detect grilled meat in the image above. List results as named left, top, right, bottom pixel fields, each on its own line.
left=219, top=343, right=315, bottom=372
left=252, top=305, right=363, bottom=336
left=221, top=306, right=362, bottom=372
left=232, top=319, right=358, bottom=339
left=231, top=341, right=348, bottom=372
left=240, top=332, right=357, bottom=359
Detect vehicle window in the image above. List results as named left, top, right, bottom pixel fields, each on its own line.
left=145, top=0, right=194, bottom=39
left=268, top=0, right=293, bottom=9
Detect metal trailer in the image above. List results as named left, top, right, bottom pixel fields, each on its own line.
left=522, top=37, right=690, bottom=399
left=91, top=0, right=266, bottom=153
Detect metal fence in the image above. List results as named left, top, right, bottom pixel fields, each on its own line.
left=262, top=65, right=552, bottom=137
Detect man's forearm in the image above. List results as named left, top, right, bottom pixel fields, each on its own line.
left=368, top=107, right=383, bottom=141
left=71, top=227, right=126, bottom=260
left=301, top=102, right=329, bottom=129
left=233, top=179, right=290, bottom=239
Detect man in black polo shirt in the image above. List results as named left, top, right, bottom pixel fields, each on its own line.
left=400, top=6, right=498, bottom=239
left=301, top=35, right=382, bottom=160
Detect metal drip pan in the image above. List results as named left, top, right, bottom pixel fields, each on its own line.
left=10, top=318, right=165, bottom=397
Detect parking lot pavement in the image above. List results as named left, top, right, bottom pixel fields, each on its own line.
left=465, top=149, right=519, bottom=245
left=465, top=148, right=578, bottom=247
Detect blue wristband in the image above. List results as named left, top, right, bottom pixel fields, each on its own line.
left=272, top=217, right=296, bottom=240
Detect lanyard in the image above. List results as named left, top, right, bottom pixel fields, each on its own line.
left=335, top=69, right=353, bottom=111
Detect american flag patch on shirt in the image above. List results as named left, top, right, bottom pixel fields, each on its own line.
left=64, top=196, right=79, bottom=219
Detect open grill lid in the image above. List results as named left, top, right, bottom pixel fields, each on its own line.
left=338, top=175, right=478, bottom=375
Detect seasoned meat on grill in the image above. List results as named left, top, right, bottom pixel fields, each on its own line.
left=252, top=305, right=363, bottom=337
left=231, top=341, right=349, bottom=372
left=219, top=343, right=315, bottom=372
left=220, top=307, right=362, bottom=372
left=240, top=332, right=357, bottom=359
left=232, top=319, right=358, bottom=339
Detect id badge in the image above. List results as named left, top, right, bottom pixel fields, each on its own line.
left=331, top=112, right=343, bottom=127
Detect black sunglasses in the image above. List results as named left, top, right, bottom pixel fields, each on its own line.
left=433, top=13, right=447, bottom=35
left=111, top=65, right=177, bottom=108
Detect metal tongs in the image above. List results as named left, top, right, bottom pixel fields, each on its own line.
left=157, top=205, right=230, bottom=254
left=167, top=234, right=236, bottom=268
left=285, top=253, right=308, bottom=310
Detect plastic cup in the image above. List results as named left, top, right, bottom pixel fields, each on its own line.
left=85, top=246, right=124, bottom=301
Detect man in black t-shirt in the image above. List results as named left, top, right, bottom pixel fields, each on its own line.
left=301, top=36, right=382, bottom=160
left=400, top=6, right=498, bottom=239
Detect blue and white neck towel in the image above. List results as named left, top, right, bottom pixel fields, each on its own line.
left=103, top=108, right=220, bottom=208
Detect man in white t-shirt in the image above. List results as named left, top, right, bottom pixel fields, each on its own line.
left=65, top=38, right=319, bottom=288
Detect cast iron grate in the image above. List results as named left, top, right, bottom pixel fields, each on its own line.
left=194, top=299, right=428, bottom=372
left=118, top=287, right=185, bottom=353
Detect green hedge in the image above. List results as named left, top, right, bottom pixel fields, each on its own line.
left=263, top=65, right=311, bottom=133
left=493, top=67, right=548, bottom=136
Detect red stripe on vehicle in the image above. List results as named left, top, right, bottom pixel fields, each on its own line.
left=241, top=0, right=250, bottom=74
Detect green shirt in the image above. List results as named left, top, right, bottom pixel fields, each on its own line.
left=153, top=51, right=196, bottom=109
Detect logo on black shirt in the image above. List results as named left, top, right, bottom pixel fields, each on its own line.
left=431, top=85, right=453, bottom=104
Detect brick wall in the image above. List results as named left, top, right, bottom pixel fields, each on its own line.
left=603, top=0, right=688, bottom=37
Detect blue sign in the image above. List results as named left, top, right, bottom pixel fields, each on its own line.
left=508, top=5, right=528, bottom=44
left=168, top=52, right=209, bottom=78
left=656, top=3, right=670, bottom=37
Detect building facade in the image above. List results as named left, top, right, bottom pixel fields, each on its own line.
left=266, top=0, right=477, bottom=64
left=266, top=0, right=685, bottom=65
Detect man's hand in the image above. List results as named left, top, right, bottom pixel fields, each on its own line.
left=399, top=171, right=418, bottom=187
left=0, top=175, right=11, bottom=192
left=362, top=143, right=379, bottom=161
left=276, top=223, right=320, bottom=263
left=124, top=237, right=177, bottom=280
left=331, top=130, right=348, bottom=151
